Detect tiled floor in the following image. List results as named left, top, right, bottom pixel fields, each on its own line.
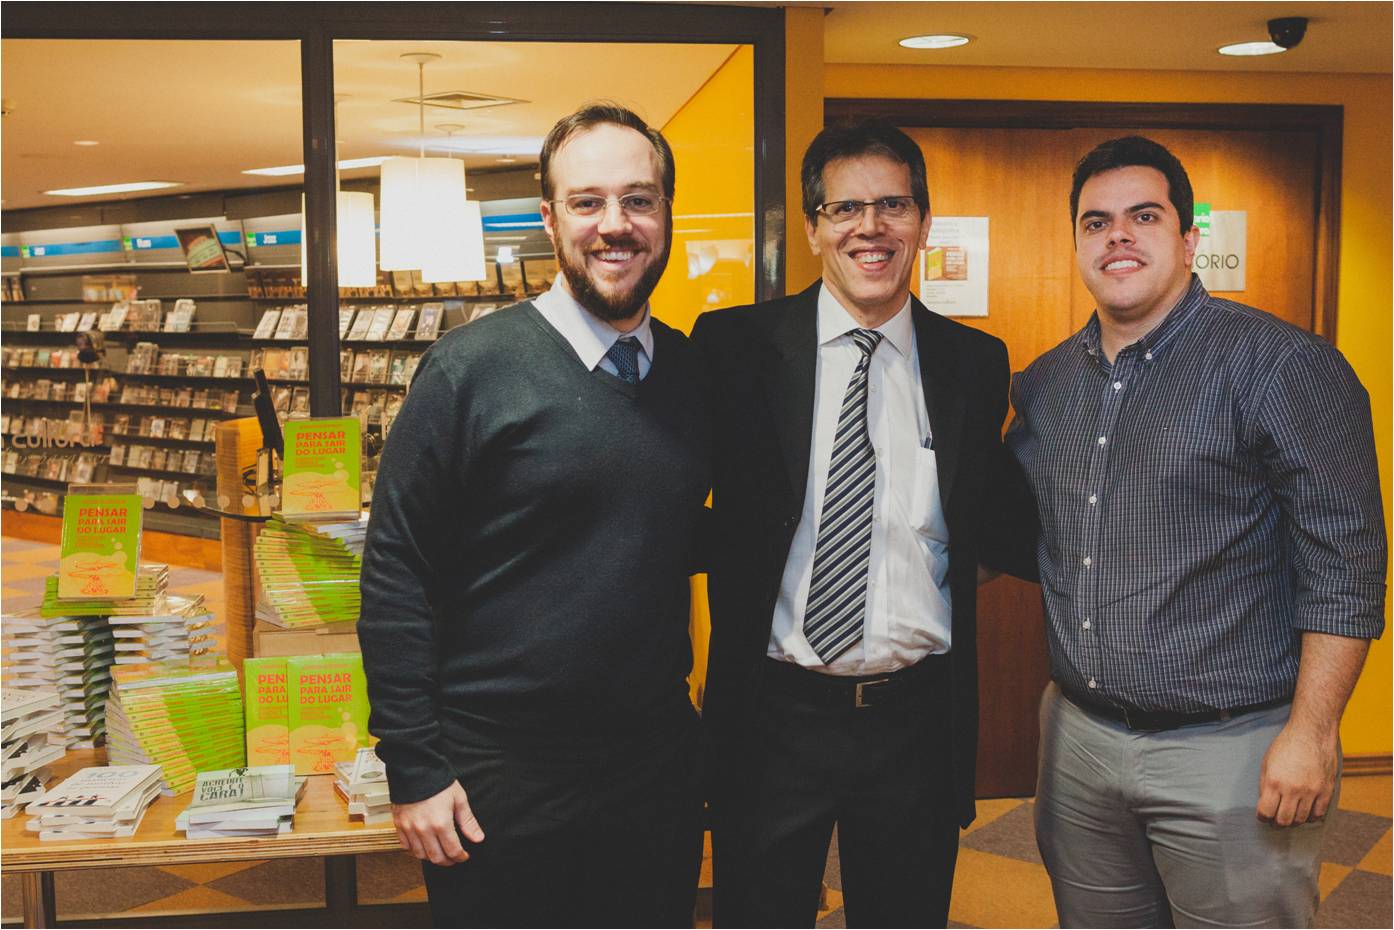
left=2, top=535, right=1390, bottom=927
left=809, top=780, right=1392, bottom=929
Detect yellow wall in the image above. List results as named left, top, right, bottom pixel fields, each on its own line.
left=649, top=43, right=756, bottom=705
left=650, top=44, right=756, bottom=335
left=822, top=62, right=1393, bottom=756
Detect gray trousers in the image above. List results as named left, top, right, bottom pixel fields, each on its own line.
left=1034, top=683, right=1333, bottom=929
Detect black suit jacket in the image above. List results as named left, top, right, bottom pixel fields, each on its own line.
left=690, top=280, right=1037, bottom=828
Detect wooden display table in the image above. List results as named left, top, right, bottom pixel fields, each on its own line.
left=2, top=750, right=408, bottom=928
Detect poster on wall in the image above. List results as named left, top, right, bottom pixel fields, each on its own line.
left=1192, top=203, right=1247, bottom=292
left=919, top=216, right=989, bottom=317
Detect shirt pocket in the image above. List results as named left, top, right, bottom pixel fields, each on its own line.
left=908, top=446, right=950, bottom=543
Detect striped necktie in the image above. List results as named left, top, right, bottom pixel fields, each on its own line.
left=803, top=328, right=883, bottom=664
left=606, top=336, right=641, bottom=384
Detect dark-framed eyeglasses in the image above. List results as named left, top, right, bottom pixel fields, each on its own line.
left=814, top=196, right=918, bottom=226
left=550, top=193, right=669, bottom=218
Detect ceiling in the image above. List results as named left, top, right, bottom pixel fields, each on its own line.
left=0, top=39, right=738, bottom=210
left=1, top=3, right=1388, bottom=213
left=819, top=1, right=1392, bottom=73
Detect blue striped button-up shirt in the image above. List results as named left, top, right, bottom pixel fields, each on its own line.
left=1006, top=276, right=1386, bottom=713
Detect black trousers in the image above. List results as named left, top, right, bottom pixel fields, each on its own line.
left=422, top=706, right=704, bottom=928
left=711, top=657, right=960, bottom=928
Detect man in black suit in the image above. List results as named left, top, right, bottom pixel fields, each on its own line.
left=692, top=121, right=1035, bottom=927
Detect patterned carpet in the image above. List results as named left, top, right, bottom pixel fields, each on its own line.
left=1, top=535, right=1389, bottom=927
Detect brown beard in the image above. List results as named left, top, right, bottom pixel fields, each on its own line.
left=557, top=216, right=673, bottom=323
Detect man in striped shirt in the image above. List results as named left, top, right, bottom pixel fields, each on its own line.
left=1006, top=136, right=1385, bottom=928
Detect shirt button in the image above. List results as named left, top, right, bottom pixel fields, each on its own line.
left=1113, top=381, right=1122, bottom=391
left=1088, top=678, right=1098, bottom=689
left=1097, top=436, right=1107, bottom=445
left=1144, top=352, right=1153, bottom=361
left=1088, top=494, right=1097, bottom=505
left=1082, top=619, right=1092, bottom=630
left=1083, top=556, right=1093, bottom=567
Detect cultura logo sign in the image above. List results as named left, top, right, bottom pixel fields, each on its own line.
left=5, top=421, right=99, bottom=449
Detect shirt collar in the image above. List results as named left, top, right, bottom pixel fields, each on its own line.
left=1079, top=273, right=1209, bottom=362
left=532, top=274, right=654, bottom=371
left=816, top=282, right=915, bottom=358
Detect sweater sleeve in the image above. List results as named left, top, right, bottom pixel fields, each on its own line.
left=358, top=347, right=467, bottom=804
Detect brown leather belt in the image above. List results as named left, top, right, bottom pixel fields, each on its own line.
left=762, top=654, right=948, bottom=709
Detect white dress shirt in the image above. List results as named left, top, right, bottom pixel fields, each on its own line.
left=532, top=274, right=654, bottom=380
left=768, top=285, right=953, bottom=675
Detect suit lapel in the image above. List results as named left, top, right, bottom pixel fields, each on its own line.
left=761, top=282, right=820, bottom=511
left=912, top=298, right=966, bottom=509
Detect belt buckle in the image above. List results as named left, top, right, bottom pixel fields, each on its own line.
left=855, top=677, right=890, bottom=709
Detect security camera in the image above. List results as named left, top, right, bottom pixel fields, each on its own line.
left=1268, top=17, right=1308, bottom=49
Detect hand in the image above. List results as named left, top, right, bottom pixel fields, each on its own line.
left=392, top=781, right=486, bottom=866
left=1256, top=722, right=1338, bottom=828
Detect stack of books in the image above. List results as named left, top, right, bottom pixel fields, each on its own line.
left=253, top=519, right=362, bottom=629
left=1, top=687, right=67, bottom=818
left=2, top=609, right=115, bottom=747
left=108, top=595, right=218, bottom=665
left=304, top=516, right=367, bottom=557
left=25, top=763, right=163, bottom=840
left=41, top=564, right=171, bottom=618
left=103, top=658, right=246, bottom=795
left=333, top=746, right=390, bottom=824
left=175, top=764, right=306, bottom=838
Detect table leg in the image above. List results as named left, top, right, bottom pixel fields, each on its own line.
left=20, top=871, right=55, bottom=929
left=324, top=854, right=358, bottom=916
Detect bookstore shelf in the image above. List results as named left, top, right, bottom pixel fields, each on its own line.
left=3, top=252, right=528, bottom=536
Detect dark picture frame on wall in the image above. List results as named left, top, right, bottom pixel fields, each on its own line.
left=173, top=226, right=232, bottom=274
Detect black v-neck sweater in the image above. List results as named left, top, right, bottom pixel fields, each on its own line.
left=359, top=302, right=711, bottom=804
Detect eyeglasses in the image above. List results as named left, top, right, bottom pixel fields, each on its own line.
left=550, top=193, right=668, bottom=218
left=814, top=196, right=919, bottom=226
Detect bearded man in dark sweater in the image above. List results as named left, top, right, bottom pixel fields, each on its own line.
left=359, top=104, right=711, bottom=927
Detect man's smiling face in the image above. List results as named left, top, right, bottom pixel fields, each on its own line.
left=540, top=122, right=671, bottom=327
left=1074, top=164, right=1198, bottom=327
left=805, top=154, right=929, bottom=327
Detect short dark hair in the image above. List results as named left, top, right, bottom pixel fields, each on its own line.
left=801, top=120, right=930, bottom=222
left=539, top=102, right=675, bottom=201
left=1070, top=136, right=1195, bottom=234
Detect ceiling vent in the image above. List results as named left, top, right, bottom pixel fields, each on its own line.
left=393, top=91, right=527, bottom=112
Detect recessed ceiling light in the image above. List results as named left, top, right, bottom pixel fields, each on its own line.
left=899, top=34, right=972, bottom=49
left=496, top=156, right=517, bottom=164
left=242, top=156, right=391, bottom=176
left=73, top=140, right=100, bottom=147
left=44, top=181, right=182, bottom=196
left=1218, top=41, right=1287, bottom=56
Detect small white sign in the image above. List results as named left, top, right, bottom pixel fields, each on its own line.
left=919, top=216, right=989, bottom=317
left=1193, top=210, right=1246, bottom=292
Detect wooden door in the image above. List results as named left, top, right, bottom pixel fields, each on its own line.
left=904, top=125, right=1323, bottom=797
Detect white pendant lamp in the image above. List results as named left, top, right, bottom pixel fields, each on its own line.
left=301, top=191, right=378, bottom=288
left=301, top=96, right=377, bottom=288
left=423, top=198, right=487, bottom=283
left=378, top=53, right=488, bottom=281
left=422, top=122, right=486, bottom=283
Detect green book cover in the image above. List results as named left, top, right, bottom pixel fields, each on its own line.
left=108, top=659, right=246, bottom=791
left=57, top=494, right=142, bottom=600
left=244, top=657, right=291, bottom=767
left=287, top=653, right=370, bottom=775
left=280, top=418, right=361, bottom=521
